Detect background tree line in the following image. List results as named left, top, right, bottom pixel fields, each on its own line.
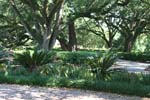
left=0, top=0, right=150, bottom=52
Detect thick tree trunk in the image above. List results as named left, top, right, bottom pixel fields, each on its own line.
left=58, top=38, right=69, bottom=51
left=107, top=32, right=115, bottom=48
left=107, top=41, right=112, bottom=48
left=123, top=36, right=136, bottom=52
left=124, top=40, right=132, bottom=52
left=105, top=38, right=113, bottom=48
left=57, top=20, right=77, bottom=51
left=68, top=21, right=77, bottom=51
left=41, top=33, right=50, bottom=51
left=49, top=1, right=64, bottom=50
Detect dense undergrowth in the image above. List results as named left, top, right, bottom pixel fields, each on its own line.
left=0, top=68, right=150, bottom=97
left=0, top=50, right=150, bottom=97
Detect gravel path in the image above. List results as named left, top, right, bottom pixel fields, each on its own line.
left=0, top=84, right=149, bottom=100
left=110, top=59, right=150, bottom=74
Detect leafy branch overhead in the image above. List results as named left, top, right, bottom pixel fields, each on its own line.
left=0, top=0, right=149, bottom=52
left=9, top=0, right=65, bottom=50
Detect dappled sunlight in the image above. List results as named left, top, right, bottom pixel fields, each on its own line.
left=0, top=0, right=150, bottom=99
left=0, top=84, right=147, bottom=100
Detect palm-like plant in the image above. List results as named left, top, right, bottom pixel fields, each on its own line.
left=14, top=50, right=56, bottom=71
left=88, top=52, right=117, bottom=80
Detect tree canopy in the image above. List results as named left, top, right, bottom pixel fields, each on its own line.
left=0, top=0, right=149, bottom=52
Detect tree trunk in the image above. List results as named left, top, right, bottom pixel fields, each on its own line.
left=68, top=21, right=77, bottom=51
left=58, top=38, right=69, bottom=51
left=49, top=1, right=64, bottom=50
left=41, top=32, right=50, bottom=51
left=107, top=41, right=112, bottom=48
left=107, top=31, right=114, bottom=48
left=123, top=36, right=136, bottom=52
left=105, top=38, right=113, bottom=48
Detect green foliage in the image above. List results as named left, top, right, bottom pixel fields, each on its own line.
left=119, top=52, right=150, bottom=62
left=39, top=63, right=93, bottom=79
left=0, top=50, right=13, bottom=65
left=88, top=52, right=117, bottom=80
left=76, top=27, right=106, bottom=48
left=62, top=52, right=89, bottom=65
left=111, top=72, right=134, bottom=82
left=0, top=51, right=7, bottom=64
left=8, top=66, right=28, bottom=76
left=110, top=72, right=150, bottom=85
left=0, top=0, right=149, bottom=96
left=56, top=51, right=96, bottom=65
left=0, top=54, right=150, bottom=97
left=133, top=34, right=150, bottom=52
left=141, top=74, right=150, bottom=85
left=0, top=71, right=149, bottom=97
left=14, top=50, right=56, bottom=71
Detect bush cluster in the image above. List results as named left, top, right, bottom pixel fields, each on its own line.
left=56, top=51, right=96, bottom=65
left=119, top=52, right=150, bottom=62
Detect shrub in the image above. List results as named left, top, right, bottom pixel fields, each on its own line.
left=88, top=52, right=117, bottom=80
left=140, top=74, right=150, bottom=85
left=0, top=51, right=10, bottom=64
left=58, top=51, right=96, bottom=65
left=39, top=63, right=93, bottom=79
left=8, top=66, right=28, bottom=76
left=63, top=52, right=86, bottom=65
left=110, top=72, right=141, bottom=83
left=119, top=52, right=150, bottom=62
left=0, top=50, right=13, bottom=75
left=14, top=50, right=56, bottom=71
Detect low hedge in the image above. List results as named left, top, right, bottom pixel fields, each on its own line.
left=54, top=51, right=150, bottom=63
left=56, top=51, right=97, bottom=65
left=119, top=52, right=150, bottom=62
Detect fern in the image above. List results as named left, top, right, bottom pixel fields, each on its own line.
left=88, top=52, right=117, bottom=80
left=14, top=50, right=56, bottom=71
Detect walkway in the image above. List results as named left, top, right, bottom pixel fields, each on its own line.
left=110, top=59, right=150, bottom=74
